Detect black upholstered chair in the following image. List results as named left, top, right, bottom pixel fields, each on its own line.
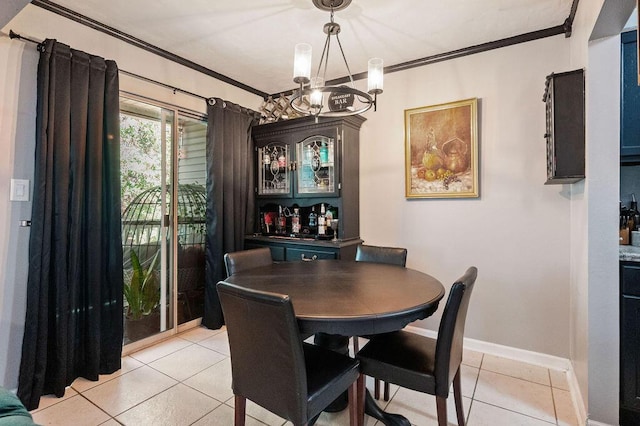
left=354, top=243, right=408, bottom=400
left=217, top=281, right=361, bottom=426
left=223, top=247, right=272, bottom=277
left=356, top=267, right=478, bottom=426
left=355, top=244, right=407, bottom=267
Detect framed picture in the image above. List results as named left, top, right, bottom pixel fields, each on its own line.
left=405, top=98, right=479, bottom=198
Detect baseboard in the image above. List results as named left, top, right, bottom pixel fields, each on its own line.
left=566, top=363, right=588, bottom=425
left=587, top=420, right=615, bottom=426
left=405, top=325, right=589, bottom=425
left=406, top=325, right=572, bottom=370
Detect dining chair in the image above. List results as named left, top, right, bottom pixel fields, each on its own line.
left=223, top=247, right=272, bottom=277
left=217, top=281, right=361, bottom=426
left=356, top=266, right=478, bottom=426
left=354, top=243, right=408, bottom=401
left=355, top=244, right=407, bottom=268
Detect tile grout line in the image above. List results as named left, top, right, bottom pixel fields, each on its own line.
left=465, top=352, right=485, bottom=425
left=548, top=368, right=561, bottom=426
left=128, top=337, right=196, bottom=364
left=472, top=400, right=558, bottom=425
left=474, top=354, right=561, bottom=425
left=75, top=391, right=121, bottom=425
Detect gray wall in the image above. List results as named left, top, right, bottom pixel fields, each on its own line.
left=0, top=38, right=37, bottom=389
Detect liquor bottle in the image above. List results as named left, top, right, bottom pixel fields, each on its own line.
left=325, top=207, right=334, bottom=237
left=308, top=206, right=317, bottom=234
left=632, top=194, right=639, bottom=232
left=291, top=208, right=301, bottom=235
left=263, top=212, right=272, bottom=234
left=319, top=142, right=329, bottom=164
left=277, top=205, right=286, bottom=235
left=318, top=203, right=326, bottom=236
left=325, top=207, right=333, bottom=223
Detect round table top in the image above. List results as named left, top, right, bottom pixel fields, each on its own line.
left=222, top=260, right=445, bottom=336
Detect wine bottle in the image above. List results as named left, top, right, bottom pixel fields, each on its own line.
left=318, top=204, right=326, bottom=236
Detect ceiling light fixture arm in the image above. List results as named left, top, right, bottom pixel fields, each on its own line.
left=291, top=0, right=382, bottom=119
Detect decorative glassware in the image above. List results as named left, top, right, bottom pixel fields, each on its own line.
left=331, top=219, right=339, bottom=241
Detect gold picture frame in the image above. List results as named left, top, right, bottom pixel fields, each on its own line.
left=405, top=98, right=479, bottom=198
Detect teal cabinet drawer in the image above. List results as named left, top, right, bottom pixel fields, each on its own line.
left=245, top=242, right=285, bottom=261
left=286, top=248, right=336, bottom=262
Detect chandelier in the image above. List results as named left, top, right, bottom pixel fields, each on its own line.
left=290, top=0, right=383, bottom=118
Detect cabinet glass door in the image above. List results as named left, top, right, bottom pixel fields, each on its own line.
left=258, top=142, right=290, bottom=195
left=296, top=135, right=335, bottom=194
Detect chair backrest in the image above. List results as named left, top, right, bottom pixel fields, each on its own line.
left=217, top=281, right=308, bottom=424
left=434, top=266, right=478, bottom=397
left=355, top=244, right=407, bottom=267
left=223, top=247, right=272, bottom=277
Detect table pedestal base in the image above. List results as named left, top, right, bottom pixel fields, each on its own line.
left=364, top=391, right=411, bottom=426
left=313, top=333, right=411, bottom=426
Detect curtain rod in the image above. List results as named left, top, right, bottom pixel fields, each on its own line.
left=9, top=29, right=210, bottom=103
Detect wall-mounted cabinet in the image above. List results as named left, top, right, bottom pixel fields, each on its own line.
left=543, top=69, right=585, bottom=184
left=621, top=30, right=640, bottom=162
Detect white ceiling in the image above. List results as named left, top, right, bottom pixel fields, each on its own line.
left=44, top=0, right=574, bottom=96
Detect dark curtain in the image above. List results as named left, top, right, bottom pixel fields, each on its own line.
left=17, top=39, right=123, bottom=410
left=202, top=97, right=261, bottom=328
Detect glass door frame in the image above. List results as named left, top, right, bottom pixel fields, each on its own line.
left=121, top=92, right=207, bottom=354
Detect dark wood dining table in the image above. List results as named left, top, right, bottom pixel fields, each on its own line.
left=222, top=259, right=445, bottom=426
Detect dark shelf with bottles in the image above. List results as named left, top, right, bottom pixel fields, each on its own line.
left=248, top=115, right=364, bottom=259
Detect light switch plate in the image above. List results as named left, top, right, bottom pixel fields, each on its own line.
left=10, top=179, right=30, bottom=202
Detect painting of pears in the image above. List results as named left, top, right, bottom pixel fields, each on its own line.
left=405, top=98, right=478, bottom=198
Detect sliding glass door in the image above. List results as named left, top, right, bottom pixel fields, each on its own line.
left=120, top=96, right=207, bottom=346
left=176, top=114, right=208, bottom=324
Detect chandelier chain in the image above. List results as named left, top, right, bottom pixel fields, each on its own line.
left=335, top=34, right=355, bottom=88
left=317, top=30, right=331, bottom=82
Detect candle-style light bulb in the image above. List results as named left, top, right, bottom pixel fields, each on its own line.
left=367, top=58, right=384, bottom=94
left=310, top=77, right=324, bottom=109
left=293, top=43, right=312, bottom=84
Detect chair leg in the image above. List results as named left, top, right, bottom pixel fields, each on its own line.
left=374, top=379, right=380, bottom=399
left=357, top=374, right=366, bottom=426
left=234, top=395, right=246, bottom=426
left=436, top=395, right=448, bottom=426
left=383, top=381, right=390, bottom=401
left=348, top=377, right=359, bottom=426
left=453, top=367, right=465, bottom=426
left=353, top=336, right=359, bottom=353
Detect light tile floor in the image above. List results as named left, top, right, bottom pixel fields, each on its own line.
left=30, top=326, right=580, bottom=426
